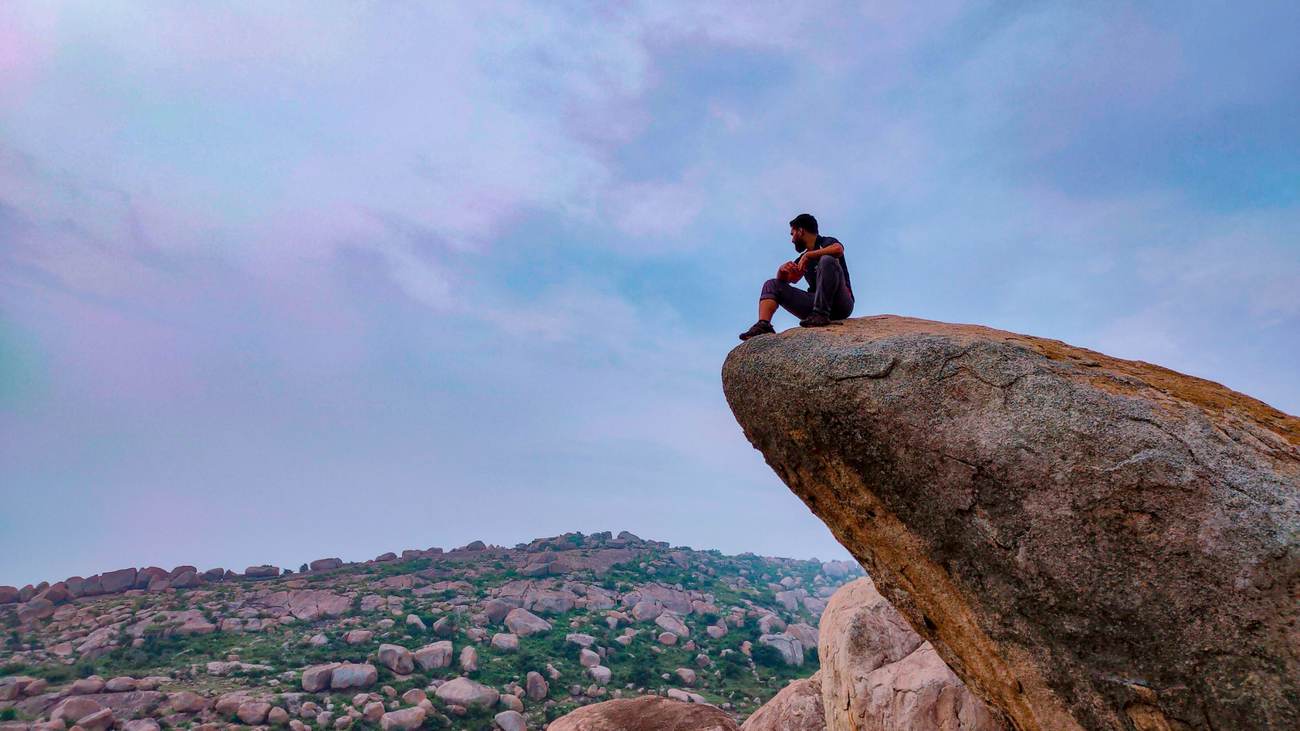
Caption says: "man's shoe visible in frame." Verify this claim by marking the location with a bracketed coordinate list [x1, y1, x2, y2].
[799, 312, 832, 328]
[739, 320, 775, 341]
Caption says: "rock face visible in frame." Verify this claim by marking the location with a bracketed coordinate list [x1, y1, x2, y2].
[723, 315, 1300, 731]
[819, 578, 1004, 731]
[549, 696, 739, 731]
[740, 672, 824, 731]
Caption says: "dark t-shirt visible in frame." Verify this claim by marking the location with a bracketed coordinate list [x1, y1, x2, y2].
[803, 235, 852, 296]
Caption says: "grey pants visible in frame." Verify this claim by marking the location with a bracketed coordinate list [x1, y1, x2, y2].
[760, 256, 854, 319]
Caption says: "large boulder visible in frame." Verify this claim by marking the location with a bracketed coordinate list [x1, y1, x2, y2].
[819, 578, 1003, 731]
[549, 696, 738, 730]
[100, 568, 138, 594]
[723, 315, 1300, 731]
[739, 672, 824, 731]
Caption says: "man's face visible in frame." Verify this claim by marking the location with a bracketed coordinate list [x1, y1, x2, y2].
[791, 227, 806, 252]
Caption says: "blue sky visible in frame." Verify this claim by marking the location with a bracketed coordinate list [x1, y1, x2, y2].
[2, 1, 1298, 587]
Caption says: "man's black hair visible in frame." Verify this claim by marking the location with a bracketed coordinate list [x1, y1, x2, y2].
[789, 213, 818, 234]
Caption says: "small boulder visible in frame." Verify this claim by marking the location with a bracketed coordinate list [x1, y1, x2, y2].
[379, 708, 425, 731]
[547, 696, 738, 731]
[168, 691, 210, 713]
[491, 633, 519, 653]
[345, 629, 373, 645]
[525, 671, 549, 701]
[503, 608, 551, 637]
[104, 677, 137, 693]
[237, 702, 272, 725]
[70, 677, 105, 695]
[494, 710, 526, 731]
[459, 645, 478, 672]
[310, 558, 343, 572]
[434, 677, 498, 708]
[78, 709, 115, 731]
[377, 644, 414, 674]
[329, 663, 378, 690]
[302, 663, 340, 693]
[413, 641, 453, 670]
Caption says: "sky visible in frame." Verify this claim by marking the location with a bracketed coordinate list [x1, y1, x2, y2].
[2, 1, 1298, 587]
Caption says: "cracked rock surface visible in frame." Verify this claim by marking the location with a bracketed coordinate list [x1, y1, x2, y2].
[722, 315, 1300, 731]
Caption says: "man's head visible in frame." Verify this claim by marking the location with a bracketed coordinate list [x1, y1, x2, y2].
[789, 213, 819, 252]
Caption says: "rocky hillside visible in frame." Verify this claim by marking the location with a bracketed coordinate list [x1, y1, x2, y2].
[1, 532, 859, 731]
[723, 315, 1300, 731]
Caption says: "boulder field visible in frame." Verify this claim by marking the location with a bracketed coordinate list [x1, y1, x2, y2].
[723, 315, 1300, 731]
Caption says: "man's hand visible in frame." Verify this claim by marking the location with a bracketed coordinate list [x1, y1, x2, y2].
[778, 261, 804, 283]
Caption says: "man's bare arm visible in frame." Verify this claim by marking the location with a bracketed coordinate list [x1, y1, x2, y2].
[798, 242, 844, 267]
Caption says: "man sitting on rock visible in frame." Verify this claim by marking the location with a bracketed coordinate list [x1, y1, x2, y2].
[740, 213, 855, 340]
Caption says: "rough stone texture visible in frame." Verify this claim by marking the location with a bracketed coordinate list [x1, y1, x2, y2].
[258, 590, 351, 622]
[526, 671, 549, 702]
[503, 607, 552, 637]
[549, 696, 739, 731]
[723, 315, 1300, 731]
[820, 578, 1003, 731]
[302, 663, 340, 693]
[237, 702, 272, 725]
[379, 708, 425, 731]
[377, 644, 414, 674]
[413, 641, 453, 670]
[329, 663, 378, 690]
[310, 558, 343, 572]
[168, 691, 210, 713]
[740, 672, 824, 731]
[434, 677, 498, 708]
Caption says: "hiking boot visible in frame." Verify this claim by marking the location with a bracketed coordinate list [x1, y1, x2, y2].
[799, 312, 832, 328]
[739, 320, 775, 341]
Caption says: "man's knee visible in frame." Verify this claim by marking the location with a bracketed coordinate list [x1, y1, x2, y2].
[761, 278, 783, 300]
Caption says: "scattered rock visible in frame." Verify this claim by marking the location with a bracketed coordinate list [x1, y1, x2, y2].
[103, 677, 137, 693]
[377, 644, 414, 674]
[413, 641, 453, 670]
[302, 663, 341, 693]
[504, 608, 552, 637]
[434, 677, 498, 708]
[345, 630, 373, 645]
[494, 710, 526, 731]
[739, 673, 824, 731]
[237, 702, 272, 725]
[379, 708, 425, 731]
[168, 691, 210, 713]
[458, 645, 478, 672]
[244, 565, 281, 578]
[758, 634, 803, 667]
[70, 677, 105, 695]
[491, 633, 519, 652]
[329, 663, 378, 690]
[548, 696, 737, 730]
[525, 671, 549, 702]
[310, 558, 343, 572]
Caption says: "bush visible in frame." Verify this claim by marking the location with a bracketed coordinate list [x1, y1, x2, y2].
[750, 643, 784, 669]
[0, 708, 18, 721]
